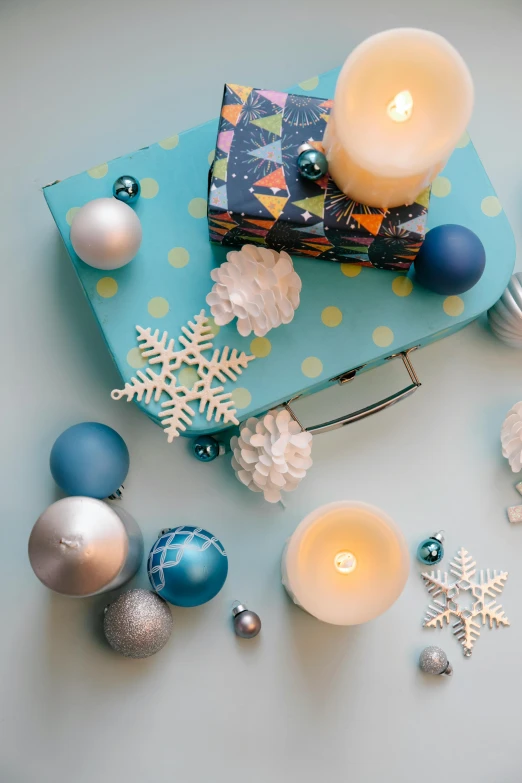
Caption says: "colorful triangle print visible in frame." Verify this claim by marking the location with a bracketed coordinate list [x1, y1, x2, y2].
[400, 216, 426, 234]
[297, 222, 325, 236]
[251, 113, 283, 136]
[253, 167, 287, 192]
[209, 185, 228, 210]
[414, 187, 430, 209]
[217, 130, 234, 155]
[244, 218, 275, 230]
[221, 104, 242, 127]
[352, 214, 384, 235]
[228, 84, 253, 103]
[247, 140, 282, 164]
[254, 193, 288, 220]
[256, 90, 288, 109]
[212, 157, 228, 182]
[292, 195, 325, 219]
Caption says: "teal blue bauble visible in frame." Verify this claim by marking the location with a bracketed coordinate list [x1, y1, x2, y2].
[192, 435, 222, 462]
[148, 526, 228, 607]
[417, 532, 444, 565]
[297, 148, 328, 181]
[112, 175, 140, 204]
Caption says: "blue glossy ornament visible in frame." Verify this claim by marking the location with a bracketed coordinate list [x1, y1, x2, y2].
[414, 224, 486, 295]
[50, 422, 129, 499]
[417, 532, 445, 566]
[297, 147, 328, 181]
[192, 435, 222, 462]
[148, 526, 228, 607]
[112, 175, 140, 204]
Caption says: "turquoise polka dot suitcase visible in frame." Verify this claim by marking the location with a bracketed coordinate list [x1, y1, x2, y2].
[43, 67, 515, 439]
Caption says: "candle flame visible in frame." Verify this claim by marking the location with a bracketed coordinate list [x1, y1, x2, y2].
[387, 90, 413, 123]
[334, 551, 357, 574]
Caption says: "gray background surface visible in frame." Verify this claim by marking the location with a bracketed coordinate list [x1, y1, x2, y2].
[1, 1, 522, 781]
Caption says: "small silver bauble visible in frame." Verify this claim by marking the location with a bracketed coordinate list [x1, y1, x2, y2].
[104, 589, 173, 658]
[488, 272, 522, 348]
[232, 602, 261, 639]
[113, 175, 141, 204]
[419, 646, 453, 676]
[70, 197, 142, 270]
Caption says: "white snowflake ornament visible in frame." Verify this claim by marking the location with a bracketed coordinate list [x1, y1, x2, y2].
[111, 310, 254, 442]
[501, 401, 522, 472]
[231, 408, 313, 503]
[422, 548, 509, 656]
[206, 244, 302, 337]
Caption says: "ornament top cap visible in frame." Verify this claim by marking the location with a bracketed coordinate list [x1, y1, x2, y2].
[232, 602, 248, 616]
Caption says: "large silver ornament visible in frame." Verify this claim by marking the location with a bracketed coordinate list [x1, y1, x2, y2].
[419, 646, 453, 676]
[488, 272, 522, 348]
[104, 589, 173, 658]
[422, 548, 509, 656]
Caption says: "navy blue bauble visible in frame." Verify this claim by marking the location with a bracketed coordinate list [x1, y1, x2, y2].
[50, 422, 129, 499]
[297, 148, 328, 181]
[112, 175, 140, 204]
[192, 435, 221, 462]
[417, 534, 444, 566]
[148, 526, 228, 607]
[414, 224, 486, 295]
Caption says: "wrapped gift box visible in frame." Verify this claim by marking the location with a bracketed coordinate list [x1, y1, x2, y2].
[208, 84, 431, 271]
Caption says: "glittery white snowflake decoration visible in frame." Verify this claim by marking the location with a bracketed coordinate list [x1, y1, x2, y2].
[422, 548, 510, 656]
[111, 310, 254, 442]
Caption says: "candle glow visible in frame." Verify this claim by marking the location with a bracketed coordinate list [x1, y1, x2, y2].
[387, 90, 414, 123]
[334, 551, 357, 574]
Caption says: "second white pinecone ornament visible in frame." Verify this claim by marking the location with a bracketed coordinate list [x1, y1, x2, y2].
[206, 245, 302, 337]
[231, 409, 313, 503]
[501, 401, 522, 472]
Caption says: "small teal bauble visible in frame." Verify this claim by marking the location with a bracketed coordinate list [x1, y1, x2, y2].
[148, 526, 228, 607]
[112, 175, 140, 204]
[414, 224, 486, 295]
[417, 531, 445, 566]
[192, 435, 222, 462]
[50, 422, 129, 499]
[297, 147, 328, 181]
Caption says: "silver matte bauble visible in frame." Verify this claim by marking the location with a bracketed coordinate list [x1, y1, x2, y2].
[70, 197, 142, 270]
[112, 175, 141, 204]
[488, 272, 522, 348]
[104, 589, 173, 658]
[28, 497, 143, 596]
[419, 646, 453, 676]
[232, 602, 261, 639]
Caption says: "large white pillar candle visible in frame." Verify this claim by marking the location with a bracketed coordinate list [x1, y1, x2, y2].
[323, 28, 474, 208]
[282, 501, 409, 625]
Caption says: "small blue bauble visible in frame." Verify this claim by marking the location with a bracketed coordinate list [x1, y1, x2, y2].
[50, 422, 129, 499]
[148, 526, 228, 607]
[112, 175, 140, 204]
[297, 148, 328, 181]
[192, 435, 221, 462]
[417, 533, 444, 566]
[414, 224, 486, 295]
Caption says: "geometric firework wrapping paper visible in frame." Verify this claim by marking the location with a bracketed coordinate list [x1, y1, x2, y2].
[208, 84, 430, 271]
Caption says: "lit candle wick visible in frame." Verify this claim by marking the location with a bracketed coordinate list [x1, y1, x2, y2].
[387, 90, 413, 123]
[334, 551, 357, 574]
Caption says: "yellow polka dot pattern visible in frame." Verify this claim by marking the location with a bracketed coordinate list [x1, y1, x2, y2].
[392, 276, 413, 297]
[372, 326, 394, 348]
[140, 178, 159, 199]
[96, 277, 118, 298]
[159, 135, 179, 150]
[431, 176, 452, 198]
[178, 366, 199, 389]
[298, 76, 319, 90]
[250, 337, 272, 358]
[87, 163, 108, 179]
[188, 198, 207, 218]
[231, 387, 252, 409]
[127, 347, 147, 369]
[481, 196, 502, 217]
[207, 317, 220, 337]
[341, 263, 362, 278]
[456, 131, 470, 148]
[302, 357, 323, 378]
[148, 297, 169, 318]
[168, 247, 190, 268]
[66, 207, 80, 226]
[443, 296, 465, 317]
[321, 306, 342, 327]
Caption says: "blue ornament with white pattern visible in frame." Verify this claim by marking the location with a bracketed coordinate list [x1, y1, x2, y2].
[147, 526, 228, 607]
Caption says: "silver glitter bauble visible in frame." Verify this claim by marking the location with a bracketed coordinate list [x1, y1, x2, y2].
[232, 602, 261, 639]
[419, 646, 453, 676]
[112, 175, 141, 204]
[104, 589, 173, 658]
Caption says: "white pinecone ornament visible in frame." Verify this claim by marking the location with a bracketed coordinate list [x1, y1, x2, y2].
[231, 409, 313, 503]
[501, 402, 522, 472]
[206, 245, 302, 337]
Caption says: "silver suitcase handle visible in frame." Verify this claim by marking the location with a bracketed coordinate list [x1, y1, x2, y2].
[284, 348, 421, 436]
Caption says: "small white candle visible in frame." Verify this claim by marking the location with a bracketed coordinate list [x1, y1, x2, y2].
[282, 501, 409, 625]
[323, 28, 474, 208]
